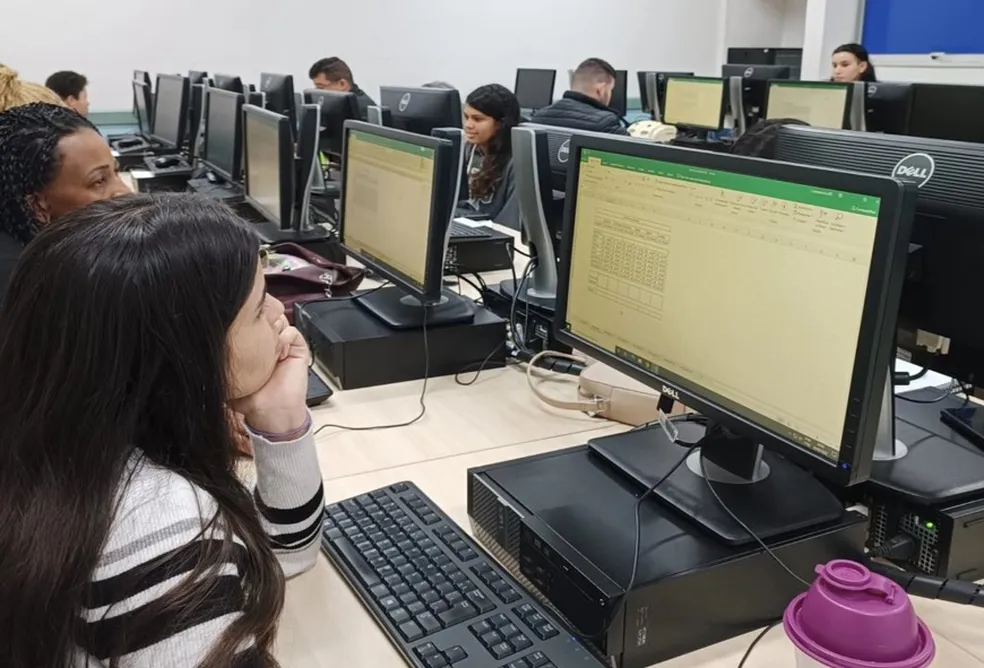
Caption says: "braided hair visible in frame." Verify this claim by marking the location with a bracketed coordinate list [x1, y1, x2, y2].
[0, 102, 97, 244]
[465, 84, 521, 202]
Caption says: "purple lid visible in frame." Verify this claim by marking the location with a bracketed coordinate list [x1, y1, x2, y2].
[783, 560, 935, 668]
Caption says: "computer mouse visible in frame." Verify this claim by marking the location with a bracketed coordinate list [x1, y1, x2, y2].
[153, 155, 181, 169]
[205, 171, 219, 184]
[117, 138, 141, 148]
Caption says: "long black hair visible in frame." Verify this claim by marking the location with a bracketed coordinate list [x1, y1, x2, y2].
[833, 43, 877, 82]
[465, 84, 521, 201]
[0, 102, 97, 244]
[0, 193, 285, 667]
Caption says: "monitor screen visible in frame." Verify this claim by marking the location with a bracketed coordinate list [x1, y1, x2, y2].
[515, 69, 556, 109]
[204, 90, 241, 179]
[563, 147, 881, 463]
[244, 113, 283, 223]
[342, 128, 436, 290]
[662, 77, 724, 129]
[908, 84, 984, 144]
[766, 82, 848, 129]
[133, 82, 151, 135]
[153, 76, 184, 146]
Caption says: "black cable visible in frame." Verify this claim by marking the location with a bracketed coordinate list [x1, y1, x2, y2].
[313, 306, 430, 434]
[509, 261, 535, 354]
[453, 273, 485, 298]
[511, 245, 531, 259]
[699, 454, 812, 589]
[894, 365, 931, 386]
[455, 340, 508, 386]
[326, 281, 390, 302]
[737, 620, 781, 668]
[580, 438, 699, 641]
[897, 380, 967, 405]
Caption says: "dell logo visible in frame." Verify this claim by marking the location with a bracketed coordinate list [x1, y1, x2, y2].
[892, 153, 935, 188]
[558, 139, 570, 163]
[867, 84, 877, 97]
[661, 385, 681, 401]
[399, 93, 411, 113]
[743, 67, 754, 78]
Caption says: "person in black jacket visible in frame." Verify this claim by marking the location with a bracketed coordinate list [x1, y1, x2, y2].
[531, 58, 627, 135]
[309, 57, 377, 122]
[0, 103, 129, 304]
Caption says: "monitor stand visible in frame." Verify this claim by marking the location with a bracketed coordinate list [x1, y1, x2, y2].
[355, 286, 476, 330]
[588, 417, 844, 546]
[870, 370, 984, 504]
[253, 222, 331, 244]
[498, 278, 555, 310]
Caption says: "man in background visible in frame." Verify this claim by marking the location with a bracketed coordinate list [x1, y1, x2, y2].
[531, 58, 626, 135]
[308, 57, 376, 121]
[45, 71, 89, 116]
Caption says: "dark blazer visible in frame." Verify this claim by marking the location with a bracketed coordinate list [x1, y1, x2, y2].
[531, 91, 628, 135]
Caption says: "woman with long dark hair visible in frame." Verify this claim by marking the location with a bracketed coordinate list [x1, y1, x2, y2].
[0, 102, 129, 302]
[831, 43, 877, 83]
[457, 83, 522, 229]
[0, 193, 324, 667]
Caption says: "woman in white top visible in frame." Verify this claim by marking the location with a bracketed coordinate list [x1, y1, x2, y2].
[0, 193, 324, 667]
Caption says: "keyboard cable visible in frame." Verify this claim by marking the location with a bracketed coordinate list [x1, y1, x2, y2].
[313, 302, 430, 435]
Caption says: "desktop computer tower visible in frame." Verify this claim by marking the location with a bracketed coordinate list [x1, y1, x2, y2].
[467, 445, 867, 668]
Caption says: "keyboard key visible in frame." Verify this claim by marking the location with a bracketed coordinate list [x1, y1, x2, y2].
[398, 620, 423, 642]
[414, 642, 438, 659]
[388, 608, 411, 625]
[429, 600, 450, 614]
[357, 494, 373, 506]
[424, 655, 448, 668]
[489, 613, 510, 628]
[481, 630, 503, 647]
[507, 660, 531, 668]
[467, 589, 496, 613]
[437, 601, 478, 627]
[400, 592, 418, 606]
[445, 591, 464, 605]
[444, 646, 467, 663]
[534, 622, 558, 639]
[469, 620, 493, 636]
[408, 602, 426, 616]
[527, 651, 550, 667]
[490, 642, 514, 660]
[490, 579, 510, 592]
[392, 583, 411, 597]
[370, 489, 386, 500]
[459, 548, 478, 561]
[526, 612, 545, 628]
[416, 612, 441, 635]
[510, 634, 533, 652]
[369, 584, 389, 599]
[379, 595, 400, 611]
[500, 588, 522, 604]
[421, 513, 440, 525]
[335, 538, 380, 587]
[325, 528, 342, 541]
[499, 623, 520, 639]
[389, 482, 408, 493]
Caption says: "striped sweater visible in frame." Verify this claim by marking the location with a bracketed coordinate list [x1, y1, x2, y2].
[74, 418, 324, 666]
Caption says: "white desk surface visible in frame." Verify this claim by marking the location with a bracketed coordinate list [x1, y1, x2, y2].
[286, 223, 983, 667]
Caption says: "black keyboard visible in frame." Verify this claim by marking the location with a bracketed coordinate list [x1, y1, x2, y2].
[322, 482, 606, 668]
[449, 222, 493, 239]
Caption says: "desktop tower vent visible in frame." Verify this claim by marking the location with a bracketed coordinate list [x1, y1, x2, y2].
[899, 511, 942, 574]
[468, 475, 521, 559]
[866, 497, 942, 575]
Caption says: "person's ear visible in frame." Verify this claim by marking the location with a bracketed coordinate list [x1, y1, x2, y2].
[27, 193, 51, 225]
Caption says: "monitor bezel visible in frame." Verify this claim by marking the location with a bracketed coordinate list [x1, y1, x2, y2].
[303, 89, 360, 157]
[150, 74, 189, 149]
[132, 80, 153, 136]
[242, 105, 294, 229]
[379, 86, 463, 134]
[662, 76, 728, 130]
[338, 120, 454, 304]
[764, 80, 853, 130]
[515, 68, 557, 110]
[203, 88, 245, 182]
[553, 133, 914, 486]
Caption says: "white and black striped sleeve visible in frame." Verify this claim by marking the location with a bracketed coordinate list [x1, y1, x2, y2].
[82, 467, 260, 666]
[248, 420, 325, 579]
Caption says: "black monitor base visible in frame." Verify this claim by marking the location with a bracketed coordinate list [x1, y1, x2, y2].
[498, 278, 556, 310]
[253, 222, 331, 244]
[355, 286, 476, 330]
[588, 421, 844, 546]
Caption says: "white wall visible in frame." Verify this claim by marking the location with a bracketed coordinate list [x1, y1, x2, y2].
[800, 0, 862, 80]
[781, 0, 807, 47]
[1, 0, 736, 112]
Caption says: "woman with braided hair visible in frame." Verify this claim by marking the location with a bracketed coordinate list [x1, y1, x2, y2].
[0, 102, 129, 302]
[457, 83, 521, 229]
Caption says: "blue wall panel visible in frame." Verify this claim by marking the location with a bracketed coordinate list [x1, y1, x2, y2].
[863, 0, 984, 55]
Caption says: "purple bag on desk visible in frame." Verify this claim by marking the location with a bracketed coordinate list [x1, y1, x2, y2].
[262, 242, 365, 323]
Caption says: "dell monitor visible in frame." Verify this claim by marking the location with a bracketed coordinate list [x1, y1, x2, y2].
[765, 81, 852, 129]
[260, 73, 297, 134]
[203, 88, 245, 182]
[515, 68, 556, 110]
[304, 89, 360, 158]
[339, 120, 473, 329]
[379, 86, 462, 136]
[908, 83, 984, 144]
[151, 74, 189, 149]
[610, 69, 628, 118]
[556, 132, 914, 543]
[243, 105, 294, 229]
[662, 76, 727, 130]
[186, 83, 206, 154]
[865, 82, 913, 135]
[132, 80, 153, 136]
[723, 64, 793, 129]
[213, 73, 245, 96]
[775, 125, 984, 503]
[188, 70, 208, 85]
